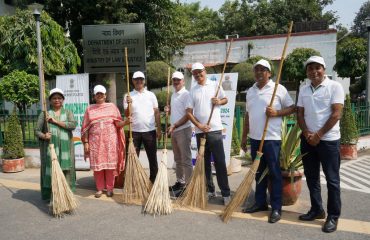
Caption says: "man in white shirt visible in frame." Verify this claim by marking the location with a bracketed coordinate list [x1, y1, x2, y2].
[186, 62, 231, 205]
[297, 56, 344, 233]
[124, 71, 161, 183]
[241, 59, 295, 223]
[166, 71, 192, 197]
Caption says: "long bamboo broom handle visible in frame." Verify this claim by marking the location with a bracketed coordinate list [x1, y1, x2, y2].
[164, 67, 171, 150]
[258, 21, 293, 153]
[39, 52, 50, 134]
[206, 38, 233, 126]
[124, 47, 133, 140]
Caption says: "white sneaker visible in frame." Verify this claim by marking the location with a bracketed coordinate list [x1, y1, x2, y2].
[207, 191, 217, 199]
[223, 196, 231, 206]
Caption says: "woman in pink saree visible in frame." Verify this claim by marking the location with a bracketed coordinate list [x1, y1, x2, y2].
[81, 85, 130, 198]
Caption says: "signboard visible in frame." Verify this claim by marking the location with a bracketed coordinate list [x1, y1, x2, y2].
[56, 73, 90, 169]
[190, 73, 238, 167]
[82, 23, 146, 73]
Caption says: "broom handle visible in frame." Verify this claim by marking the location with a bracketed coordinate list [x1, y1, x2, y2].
[124, 47, 133, 140]
[164, 67, 171, 149]
[38, 49, 50, 135]
[206, 38, 233, 126]
[258, 21, 293, 153]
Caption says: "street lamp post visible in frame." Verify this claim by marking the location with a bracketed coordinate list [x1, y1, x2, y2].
[28, 3, 45, 110]
[366, 16, 370, 104]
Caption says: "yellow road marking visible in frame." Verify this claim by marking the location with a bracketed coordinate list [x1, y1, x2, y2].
[1, 178, 369, 235]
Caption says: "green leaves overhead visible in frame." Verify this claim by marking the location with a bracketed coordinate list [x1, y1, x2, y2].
[42, 0, 335, 62]
[0, 9, 81, 78]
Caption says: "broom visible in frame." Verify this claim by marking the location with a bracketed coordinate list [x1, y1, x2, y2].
[221, 21, 293, 223]
[143, 67, 173, 215]
[122, 47, 151, 204]
[177, 39, 233, 209]
[39, 61, 78, 217]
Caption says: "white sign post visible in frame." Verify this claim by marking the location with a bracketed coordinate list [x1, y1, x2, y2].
[190, 73, 238, 167]
[56, 73, 90, 169]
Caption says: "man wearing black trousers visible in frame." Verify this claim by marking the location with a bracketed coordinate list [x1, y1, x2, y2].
[297, 56, 344, 233]
[186, 62, 231, 206]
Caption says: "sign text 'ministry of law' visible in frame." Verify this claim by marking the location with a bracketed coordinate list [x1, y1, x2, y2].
[82, 23, 146, 73]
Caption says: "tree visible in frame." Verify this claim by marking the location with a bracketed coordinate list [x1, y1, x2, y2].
[44, 0, 194, 62]
[349, 75, 366, 97]
[0, 70, 40, 140]
[179, 2, 222, 41]
[219, 0, 337, 37]
[0, 70, 40, 113]
[231, 62, 254, 92]
[352, 1, 370, 37]
[0, 9, 80, 78]
[334, 37, 367, 85]
[146, 61, 174, 89]
[282, 48, 321, 101]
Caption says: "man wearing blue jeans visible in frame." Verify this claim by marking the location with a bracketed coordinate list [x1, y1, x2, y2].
[297, 56, 344, 233]
[241, 59, 295, 223]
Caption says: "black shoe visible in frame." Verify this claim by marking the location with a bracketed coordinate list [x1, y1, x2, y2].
[169, 182, 185, 192]
[174, 187, 186, 198]
[299, 210, 326, 221]
[268, 209, 281, 223]
[242, 204, 268, 213]
[322, 217, 338, 233]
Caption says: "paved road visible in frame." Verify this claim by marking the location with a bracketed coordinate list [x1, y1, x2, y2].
[1, 151, 370, 240]
[303, 153, 370, 194]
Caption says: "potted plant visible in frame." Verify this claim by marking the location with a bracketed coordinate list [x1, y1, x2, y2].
[340, 95, 359, 160]
[2, 109, 25, 173]
[279, 117, 305, 206]
[262, 117, 305, 205]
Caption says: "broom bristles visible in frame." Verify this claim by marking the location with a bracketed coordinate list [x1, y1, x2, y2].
[221, 153, 262, 223]
[122, 139, 151, 204]
[143, 149, 173, 215]
[50, 144, 79, 217]
[177, 138, 207, 209]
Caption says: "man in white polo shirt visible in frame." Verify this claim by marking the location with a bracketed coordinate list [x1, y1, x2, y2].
[166, 71, 192, 197]
[124, 71, 161, 183]
[186, 62, 231, 205]
[241, 59, 295, 223]
[297, 56, 344, 233]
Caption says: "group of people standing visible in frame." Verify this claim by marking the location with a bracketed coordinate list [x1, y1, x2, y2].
[36, 55, 344, 233]
[241, 56, 344, 233]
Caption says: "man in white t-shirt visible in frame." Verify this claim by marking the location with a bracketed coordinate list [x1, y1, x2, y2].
[186, 62, 231, 206]
[124, 71, 161, 183]
[297, 56, 344, 233]
[165, 71, 192, 197]
[241, 59, 295, 223]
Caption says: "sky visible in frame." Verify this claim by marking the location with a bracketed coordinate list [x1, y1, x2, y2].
[181, 0, 368, 29]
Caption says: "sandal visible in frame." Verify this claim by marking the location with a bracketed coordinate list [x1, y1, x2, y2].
[95, 191, 103, 198]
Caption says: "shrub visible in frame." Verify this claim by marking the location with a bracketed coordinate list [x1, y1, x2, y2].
[155, 91, 172, 111]
[2, 110, 24, 159]
[340, 95, 359, 144]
